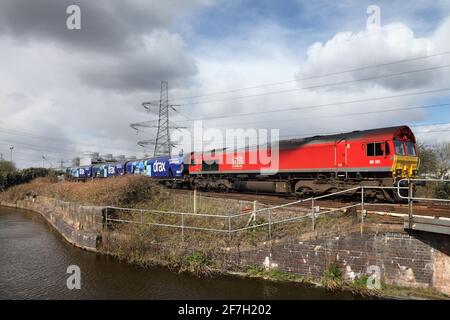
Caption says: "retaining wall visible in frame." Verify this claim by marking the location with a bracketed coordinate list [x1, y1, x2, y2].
[223, 230, 450, 294]
[0, 196, 103, 252]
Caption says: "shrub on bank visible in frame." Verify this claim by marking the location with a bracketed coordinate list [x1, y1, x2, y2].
[0, 175, 165, 207]
[433, 182, 450, 199]
[0, 168, 52, 192]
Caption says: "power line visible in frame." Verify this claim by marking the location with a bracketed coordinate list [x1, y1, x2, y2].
[161, 51, 450, 103]
[0, 140, 77, 156]
[0, 127, 141, 153]
[2, 123, 448, 160]
[186, 102, 450, 128]
[170, 122, 450, 150]
[173, 87, 450, 124]
[175, 64, 450, 107]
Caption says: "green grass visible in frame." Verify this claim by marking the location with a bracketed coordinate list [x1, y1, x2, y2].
[179, 250, 215, 277]
[380, 282, 449, 300]
[246, 265, 310, 283]
[352, 275, 370, 288]
[321, 263, 344, 288]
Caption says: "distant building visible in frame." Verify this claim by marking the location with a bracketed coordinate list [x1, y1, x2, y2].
[74, 152, 135, 167]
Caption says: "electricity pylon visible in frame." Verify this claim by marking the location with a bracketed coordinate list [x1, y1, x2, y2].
[130, 81, 183, 157]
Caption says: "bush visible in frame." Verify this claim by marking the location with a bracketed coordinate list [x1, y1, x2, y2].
[180, 251, 214, 277]
[323, 263, 342, 280]
[0, 160, 16, 175]
[433, 182, 450, 199]
[0, 168, 52, 191]
[353, 275, 369, 288]
[322, 263, 343, 289]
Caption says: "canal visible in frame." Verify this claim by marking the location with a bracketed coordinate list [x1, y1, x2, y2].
[0, 206, 362, 299]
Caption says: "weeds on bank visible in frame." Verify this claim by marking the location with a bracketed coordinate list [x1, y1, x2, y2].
[380, 283, 449, 300]
[321, 263, 344, 289]
[179, 251, 215, 277]
[246, 265, 311, 283]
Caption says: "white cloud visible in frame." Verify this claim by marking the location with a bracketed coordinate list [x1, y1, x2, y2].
[298, 22, 447, 91]
[172, 16, 450, 153]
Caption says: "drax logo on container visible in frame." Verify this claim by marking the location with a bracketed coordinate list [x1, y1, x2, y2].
[153, 160, 166, 173]
[172, 121, 280, 174]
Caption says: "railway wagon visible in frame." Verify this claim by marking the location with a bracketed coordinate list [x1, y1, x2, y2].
[68, 155, 184, 180]
[143, 156, 184, 178]
[125, 160, 146, 175]
[68, 166, 92, 179]
[187, 126, 419, 200]
[124, 156, 184, 178]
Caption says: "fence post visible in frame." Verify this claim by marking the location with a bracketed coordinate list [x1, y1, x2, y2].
[104, 207, 108, 230]
[246, 200, 258, 227]
[408, 180, 413, 229]
[268, 209, 272, 240]
[361, 186, 365, 224]
[181, 212, 185, 242]
[228, 215, 232, 241]
[311, 198, 315, 231]
[193, 189, 197, 214]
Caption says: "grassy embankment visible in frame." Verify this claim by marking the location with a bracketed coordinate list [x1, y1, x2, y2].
[1, 176, 447, 299]
[0, 175, 372, 259]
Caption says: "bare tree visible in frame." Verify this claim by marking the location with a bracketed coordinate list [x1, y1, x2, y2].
[0, 160, 16, 175]
[434, 142, 450, 179]
[417, 143, 437, 176]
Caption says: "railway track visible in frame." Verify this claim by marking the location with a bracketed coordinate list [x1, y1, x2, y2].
[169, 188, 450, 219]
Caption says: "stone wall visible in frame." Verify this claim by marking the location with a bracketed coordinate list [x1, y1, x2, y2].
[0, 196, 103, 252]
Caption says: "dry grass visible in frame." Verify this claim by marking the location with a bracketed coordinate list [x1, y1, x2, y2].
[0, 176, 378, 248]
[0, 175, 168, 207]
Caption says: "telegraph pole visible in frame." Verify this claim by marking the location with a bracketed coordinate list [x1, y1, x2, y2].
[9, 146, 14, 162]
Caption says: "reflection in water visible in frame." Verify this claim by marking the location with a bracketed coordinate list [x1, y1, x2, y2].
[0, 206, 361, 300]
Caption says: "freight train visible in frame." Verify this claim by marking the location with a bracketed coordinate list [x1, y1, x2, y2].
[67, 125, 420, 201]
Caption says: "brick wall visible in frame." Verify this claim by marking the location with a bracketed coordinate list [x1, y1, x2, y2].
[223, 231, 450, 294]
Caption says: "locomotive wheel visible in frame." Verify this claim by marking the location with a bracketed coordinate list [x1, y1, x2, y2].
[295, 187, 314, 198]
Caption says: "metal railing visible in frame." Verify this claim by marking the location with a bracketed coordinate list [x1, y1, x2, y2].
[103, 180, 449, 241]
[396, 178, 450, 229]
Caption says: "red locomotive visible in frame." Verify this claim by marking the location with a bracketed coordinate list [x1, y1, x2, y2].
[186, 126, 419, 201]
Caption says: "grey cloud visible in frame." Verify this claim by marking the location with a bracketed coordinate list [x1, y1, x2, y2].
[0, 0, 208, 54]
[0, 0, 209, 93]
[79, 33, 198, 92]
[81, 61, 197, 93]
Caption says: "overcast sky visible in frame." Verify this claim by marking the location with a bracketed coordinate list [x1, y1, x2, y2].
[0, 0, 450, 168]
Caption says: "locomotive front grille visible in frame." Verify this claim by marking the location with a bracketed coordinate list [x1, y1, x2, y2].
[392, 155, 419, 178]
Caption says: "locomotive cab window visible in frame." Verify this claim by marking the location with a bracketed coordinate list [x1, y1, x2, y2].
[405, 141, 416, 156]
[394, 140, 406, 156]
[366, 142, 384, 156]
[384, 142, 390, 155]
